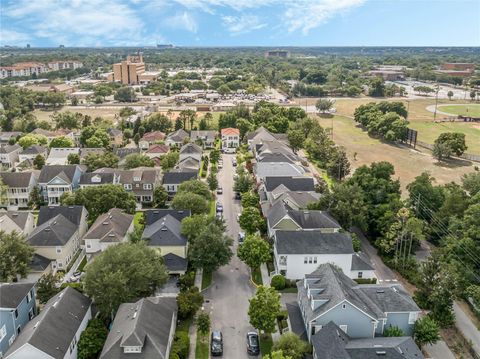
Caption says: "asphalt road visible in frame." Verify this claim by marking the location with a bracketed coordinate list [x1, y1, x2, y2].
[202, 154, 257, 359]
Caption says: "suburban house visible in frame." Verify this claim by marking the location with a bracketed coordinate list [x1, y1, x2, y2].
[28, 213, 82, 273]
[221, 127, 240, 153]
[177, 157, 200, 172]
[18, 145, 48, 164]
[0, 283, 36, 357]
[273, 230, 374, 280]
[113, 148, 140, 166]
[0, 172, 37, 208]
[0, 210, 36, 236]
[267, 201, 341, 237]
[84, 208, 134, 254]
[142, 214, 188, 274]
[38, 165, 85, 205]
[45, 148, 80, 166]
[262, 191, 321, 216]
[255, 140, 297, 161]
[254, 162, 307, 182]
[190, 130, 216, 148]
[0, 132, 22, 148]
[38, 205, 89, 238]
[5, 287, 92, 359]
[179, 143, 202, 163]
[24, 253, 53, 283]
[144, 209, 191, 226]
[290, 264, 420, 342]
[100, 297, 177, 359]
[162, 171, 197, 196]
[0, 144, 21, 169]
[310, 321, 424, 359]
[246, 126, 277, 149]
[106, 128, 123, 147]
[79, 171, 120, 188]
[165, 129, 189, 147]
[79, 148, 105, 161]
[145, 144, 170, 159]
[263, 176, 315, 194]
[139, 131, 166, 150]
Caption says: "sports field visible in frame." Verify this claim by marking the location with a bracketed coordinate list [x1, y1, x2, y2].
[438, 104, 480, 117]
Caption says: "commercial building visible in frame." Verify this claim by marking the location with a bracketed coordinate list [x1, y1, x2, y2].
[265, 50, 290, 58]
[110, 55, 159, 85]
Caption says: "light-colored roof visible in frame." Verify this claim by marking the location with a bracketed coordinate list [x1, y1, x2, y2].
[221, 127, 240, 136]
[84, 208, 134, 243]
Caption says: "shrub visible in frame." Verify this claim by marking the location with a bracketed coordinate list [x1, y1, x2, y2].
[353, 278, 377, 284]
[171, 331, 190, 359]
[271, 275, 286, 290]
[276, 310, 288, 321]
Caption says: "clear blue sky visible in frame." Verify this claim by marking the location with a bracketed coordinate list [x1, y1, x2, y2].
[1, 0, 479, 47]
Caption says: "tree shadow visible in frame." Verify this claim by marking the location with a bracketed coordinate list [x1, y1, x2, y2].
[433, 157, 473, 168]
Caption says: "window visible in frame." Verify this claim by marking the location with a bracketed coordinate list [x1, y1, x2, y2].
[28, 308, 34, 320]
[313, 257, 317, 264]
[339, 325, 348, 333]
[408, 312, 419, 324]
[86, 244, 91, 248]
[27, 291, 32, 303]
[124, 346, 142, 353]
[308, 257, 313, 264]
[342, 303, 347, 309]
[304, 257, 308, 264]
[124, 184, 132, 190]
[58, 262, 63, 268]
[8, 335, 15, 346]
[16, 326, 21, 335]
[279, 256, 287, 266]
[358, 272, 363, 278]
[0, 325, 6, 342]
[56, 247, 62, 253]
[143, 184, 152, 190]
[14, 309, 18, 318]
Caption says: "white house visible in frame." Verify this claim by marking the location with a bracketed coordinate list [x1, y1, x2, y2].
[46, 148, 80, 166]
[0, 210, 36, 236]
[0, 144, 21, 169]
[221, 127, 240, 153]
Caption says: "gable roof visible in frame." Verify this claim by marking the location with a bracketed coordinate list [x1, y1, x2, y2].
[30, 253, 52, 272]
[107, 128, 123, 137]
[190, 130, 216, 141]
[163, 253, 188, 272]
[221, 127, 239, 136]
[351, 253, 374, 271]
[0, 210, 31, 230]
[20, 145, 47, 155]
[38, 205, 85, 226]
[146, 144, 170, 154]
[0, 144, 21, 154]
[166, 129, 189, 142]
[0, 282, 35, 309]
[100, 297, 177, 359]
[79, 172, 116, 185]
[272, 191, 321, 210]
[246, 126, 276, 141]
[47, 147, 79, 158]
[145, 209, 191, 225]
[113, 147, 141, 159]
[179, 142, 202, 155]
[257, 152, 296, 164]
[28, 214, 78, 246]
[141, 130, 166, 142]
[84, 208, 134, 243]
[311, 321, 350, 359]
[0, 171, 34, 187]
[38, 165, 81, 183]
[275, 231, 353, 255]
[163, 170, 197, 184]
[255, 162, 306, 179]
[5, 287, 91, 359]
[142, 214, 187, 247]
[264, 176, 315, 192]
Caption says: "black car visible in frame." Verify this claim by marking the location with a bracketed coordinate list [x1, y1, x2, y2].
[235, 192, 242, 200]
[246, 332, 260, 356]
[211, 331, 223, 356]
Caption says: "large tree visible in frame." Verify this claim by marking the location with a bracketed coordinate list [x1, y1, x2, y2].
[49, 136, 73, 148]
[315, 98, 335, 114]
[413, 316, 440, 347]
[160, 152, 179, 171]
[0, 231, 34, 282]
[78, 318, 108, 359]
[434, 132, 467, 157]
[177, 179, 211, 200]
[239, 207, 264, 235]
[60, 184, 136, 223]
[248, 286, 281, 334]
[124, 153, 155, 169]
[172, 192, 209, 215]
[36, 273, 60, 304]
[237, 235, 271, 270]
[81, 152, 119, 171]
[84, 242, 168, 319]
[271, 333, 310, 359]
[153, 186, 168, 208]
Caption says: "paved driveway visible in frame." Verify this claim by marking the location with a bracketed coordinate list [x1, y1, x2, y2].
[202, 154, 257, 359]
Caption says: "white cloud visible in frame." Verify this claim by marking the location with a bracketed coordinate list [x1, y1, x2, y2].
[0, 29, 30, 45]
[166, 11, 198, 33]
[222, 14, 267, 35]
[283, 0, 366, 34]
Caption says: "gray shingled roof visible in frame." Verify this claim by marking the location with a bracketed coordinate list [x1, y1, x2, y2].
[0, 171, 33, 187]
[264, 176, 315, 192]
[257, 152, 295, 163]
[38, 205, 85, 226]
[0, 210, 31, 229]
[275, 231, 354, 255]
[255, 162, 306, 179]
[79, 172, 116, 185]
[0, 144, 21, 154]
[179, 142, 202, 155]
[100, 297, 177, 359]
[358, 285, 420, 313]
[0, 282, 35, 309]
[84, 208, 134, 243]
[20, 145, 47, 155]
[143, 214, 187, 247]
[5, 287, 92, 359]
[190, 130, 215, 142]
[351, 253, 374, 271]
[30, 253, 52, 272]
[272, 191, 321, 210]
[311, 321, 350, 359]
[29, 214, 77, 246]
[163, 170, 197, 184]
[167, 129, 189, 142]
[38, 165, 79, 183]
[145, 209, 191, 225]
[163, 253, 188, 272]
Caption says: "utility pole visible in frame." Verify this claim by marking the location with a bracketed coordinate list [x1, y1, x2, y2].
[433, 83, 440, 122]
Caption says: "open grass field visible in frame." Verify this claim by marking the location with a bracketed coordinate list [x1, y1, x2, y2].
[438, 104, 480, 117]
[33, 106, 121, 123]
[317, 115, 477, 195]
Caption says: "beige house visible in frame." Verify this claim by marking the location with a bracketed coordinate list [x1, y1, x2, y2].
[0, 210, 36, 236]
[0, 171, 38, 208]
[28, 214, 81, 272]
[0, 144, 21, 168]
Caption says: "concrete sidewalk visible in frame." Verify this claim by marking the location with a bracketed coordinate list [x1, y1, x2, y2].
[453, 302, 480, 356]
[260, 263, 270, 287]
[424, 341, 456, 359]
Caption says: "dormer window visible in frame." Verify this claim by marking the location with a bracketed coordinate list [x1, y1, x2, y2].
[91, 175, 101, 183]
[124, 346, 142, 353]
[133, 176, 141, 182]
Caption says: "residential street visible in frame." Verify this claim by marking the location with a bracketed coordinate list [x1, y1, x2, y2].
[202, 154, 257, 359]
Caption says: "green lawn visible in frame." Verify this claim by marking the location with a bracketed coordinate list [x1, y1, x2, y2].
[252, 267, 263, 286]
[201, 270, 213, 290]
[77, 256, 88, 272]
[134, 212, 144, 229]
[195, 333, 210, 359]
[209, 200, 216, 216]
[259, 333, 273, 356]
[439, 104, 480, 117]
[177, 316, 193, 332]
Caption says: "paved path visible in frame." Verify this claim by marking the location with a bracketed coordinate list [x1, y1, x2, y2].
[453, 302, 480, 355]
[202, 154, 256, 359]
[260, 263, 270, 287]
[424, 341, 456, 359]
[61, 249, 85, 284]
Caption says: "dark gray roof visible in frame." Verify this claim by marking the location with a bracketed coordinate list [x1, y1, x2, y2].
[190, 130, 216, 141]
[0, 282, 35, 309]
[79, 172, 116, 185]
[143, 214, 187, 247]
[359, 285, 420, 313]
[264, 176, 315, 192]
[113, 147, 140, 159]
[0, 144, 21, 154]
[167, 129, 189, 142]
[275, 231, 353, 255]
[145, 209, 191, 225]
[246, 126, 276, 141]
[0, 210, 31, 229]
[163, 170, 197, 184]
[286, 302, 307, 341]
[30, 253, 52, 272]
[163, 253, 188, 272]
[273, 191, 321, 210]
[84, 208, 134, 243]
[107, 128, 123, 137]
[5, 287, 92, 359]
[100, 297, 177, 359]
[29, 214, 78, 246]
[351, 253, 374, 271]
[180, 142, 202, 155]
[0, 171, 33, 187]
[20, 145, 47, 155]
[311, 322, 424, 359]
[38, 205, 85, 226]
[257, 152, 295, 163]
[38, 165, 80, 183]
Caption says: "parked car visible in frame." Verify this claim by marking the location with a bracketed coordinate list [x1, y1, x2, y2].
[237, 213, 241, 222]
[246, 332, 260, 355]
[232, 159, 237, 166]
[68, 271, 83, 283]
[238, 232, 245, 243]
[211, 331, 223, 356]
[235, 192, 242, 200]
[216, 202, 223, 212]
[218, 163, 223, 169]
[217, 187, 223, 194]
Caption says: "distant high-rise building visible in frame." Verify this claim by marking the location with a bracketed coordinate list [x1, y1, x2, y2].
[26, 44, 30, 48]
[265, 50, 290, 59]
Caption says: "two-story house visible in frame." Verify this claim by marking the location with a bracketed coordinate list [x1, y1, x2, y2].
[5, 287, 92, 359]
[0, 145, 21, 169]
[38, 165, 85, 205]
[0, 172, 37, 209]
[79, 172, 120, 189]
[99, 297, 177, 359]
[190, 130, 216, 148]
[0, 283, 36, 357]
[18, 146, 48, 164]
[0, 133, 21, 148]
[45, 148, 80, 166]
[84, 208, 134, 254]
[162, 171, 197, 197]
[220, 127, 240, 153]
[165, 129, 189, 147]
[139, 131, 166, 150]
[0, 211, 36, 236]
[38, 205, 89, 238]
[292, 264, 421, 342]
